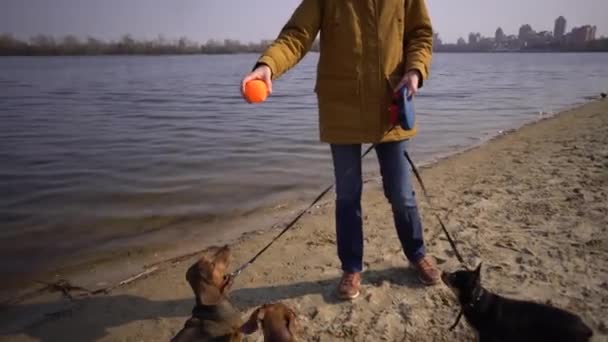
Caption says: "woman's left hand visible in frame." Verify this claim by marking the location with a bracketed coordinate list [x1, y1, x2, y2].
[394, 69, 421, 97]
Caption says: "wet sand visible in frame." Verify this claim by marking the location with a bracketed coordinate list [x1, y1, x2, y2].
[1, 99, 607, 341]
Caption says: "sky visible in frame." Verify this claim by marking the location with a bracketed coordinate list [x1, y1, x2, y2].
[1, 0, 606, 44]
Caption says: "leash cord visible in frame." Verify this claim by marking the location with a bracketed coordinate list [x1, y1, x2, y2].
[449, 310, 463, 331]
[228, 143, 378, 279]
[402, 151, 466, 265]
[403, 150, 468, 330]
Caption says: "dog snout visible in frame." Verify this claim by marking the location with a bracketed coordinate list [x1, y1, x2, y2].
[213, 245, 232, 266]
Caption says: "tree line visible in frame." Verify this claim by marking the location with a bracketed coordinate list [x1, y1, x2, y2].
[0, 34, 321, 56]
[3, 33, 605, 56]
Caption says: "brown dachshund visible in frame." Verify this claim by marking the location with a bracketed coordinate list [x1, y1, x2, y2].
[240, 302, 299, 342]
[171, 245, 244, 342]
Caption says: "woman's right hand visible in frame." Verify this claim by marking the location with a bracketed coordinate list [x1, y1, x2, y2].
[241, 65, 273, 98]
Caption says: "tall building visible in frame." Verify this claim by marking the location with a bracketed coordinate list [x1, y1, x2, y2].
[519, 24, 534, 41]
[570, 25, 595, 44]
[554, 16, 567, 40]
[495, 27, 505, 43]
[468, 32, 481, 45]
[433, 32, 443, 46]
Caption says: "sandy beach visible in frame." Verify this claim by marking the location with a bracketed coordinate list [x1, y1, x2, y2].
[1, 99, 607, 341]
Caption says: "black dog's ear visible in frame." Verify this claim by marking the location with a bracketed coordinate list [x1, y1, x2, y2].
[474, 263, 482, 278]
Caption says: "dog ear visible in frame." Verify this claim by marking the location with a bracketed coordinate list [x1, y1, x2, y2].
[286, 307, 298, 336]
[474, 262, 482, 278]
[240, 307, 264, 335]
[220, 274, 234, 294]
[185, 262, 202, 296]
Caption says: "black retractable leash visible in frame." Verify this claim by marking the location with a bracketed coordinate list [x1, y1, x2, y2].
[403, 144, 468, 330]
[227, 143, 379, 280]
[402, 151, 465, 265]
[226, 85, 470, 329]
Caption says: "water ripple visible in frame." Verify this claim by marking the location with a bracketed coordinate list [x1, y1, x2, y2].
[0, 53, 607, 278]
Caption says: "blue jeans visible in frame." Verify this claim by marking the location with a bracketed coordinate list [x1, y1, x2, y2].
[330, 139, 426, 273]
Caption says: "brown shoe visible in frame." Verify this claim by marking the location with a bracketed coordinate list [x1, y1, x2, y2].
[413, 256, 441, 286]
[337, 272, 361, 300]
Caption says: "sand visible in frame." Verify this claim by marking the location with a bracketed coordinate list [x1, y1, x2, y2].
[1, 99, 607, 341]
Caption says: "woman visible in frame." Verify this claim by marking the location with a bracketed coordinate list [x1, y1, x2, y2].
[241, 0, 439, 300]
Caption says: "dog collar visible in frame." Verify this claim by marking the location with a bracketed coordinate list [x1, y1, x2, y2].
[449, 288, 486, 331]
[191, 304, 223, 321]
[468, 288, 485, 309]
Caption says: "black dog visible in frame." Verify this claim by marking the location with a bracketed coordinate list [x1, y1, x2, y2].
[441, 264, 593, 342]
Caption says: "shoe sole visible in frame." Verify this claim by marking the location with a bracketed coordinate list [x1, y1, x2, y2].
[337, 290, 360, 300]
[418, 274, 441, 286]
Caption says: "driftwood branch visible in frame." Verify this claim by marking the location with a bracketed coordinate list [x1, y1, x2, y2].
[35, 279, 93, 301]
[3, 242, 213, 306]
[3, 266, 160, 305]
[92, 266, 160, 294]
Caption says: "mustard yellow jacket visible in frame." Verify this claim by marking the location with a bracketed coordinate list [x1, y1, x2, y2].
[257, 0, 434, 144]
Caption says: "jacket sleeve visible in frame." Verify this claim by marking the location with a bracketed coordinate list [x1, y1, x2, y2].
[255, 0, 322, 79]
[403, 0, 433, 84]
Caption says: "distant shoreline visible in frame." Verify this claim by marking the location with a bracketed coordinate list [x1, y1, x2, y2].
[2, 33, 607, 56]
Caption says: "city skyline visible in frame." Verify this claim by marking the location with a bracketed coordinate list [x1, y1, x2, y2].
[438, 17, 602, 46]
[434, 15, 602, 50]
[1, 0, 607, 45]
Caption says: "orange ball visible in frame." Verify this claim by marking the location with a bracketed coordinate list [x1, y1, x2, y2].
[243, 80, 269, 103]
